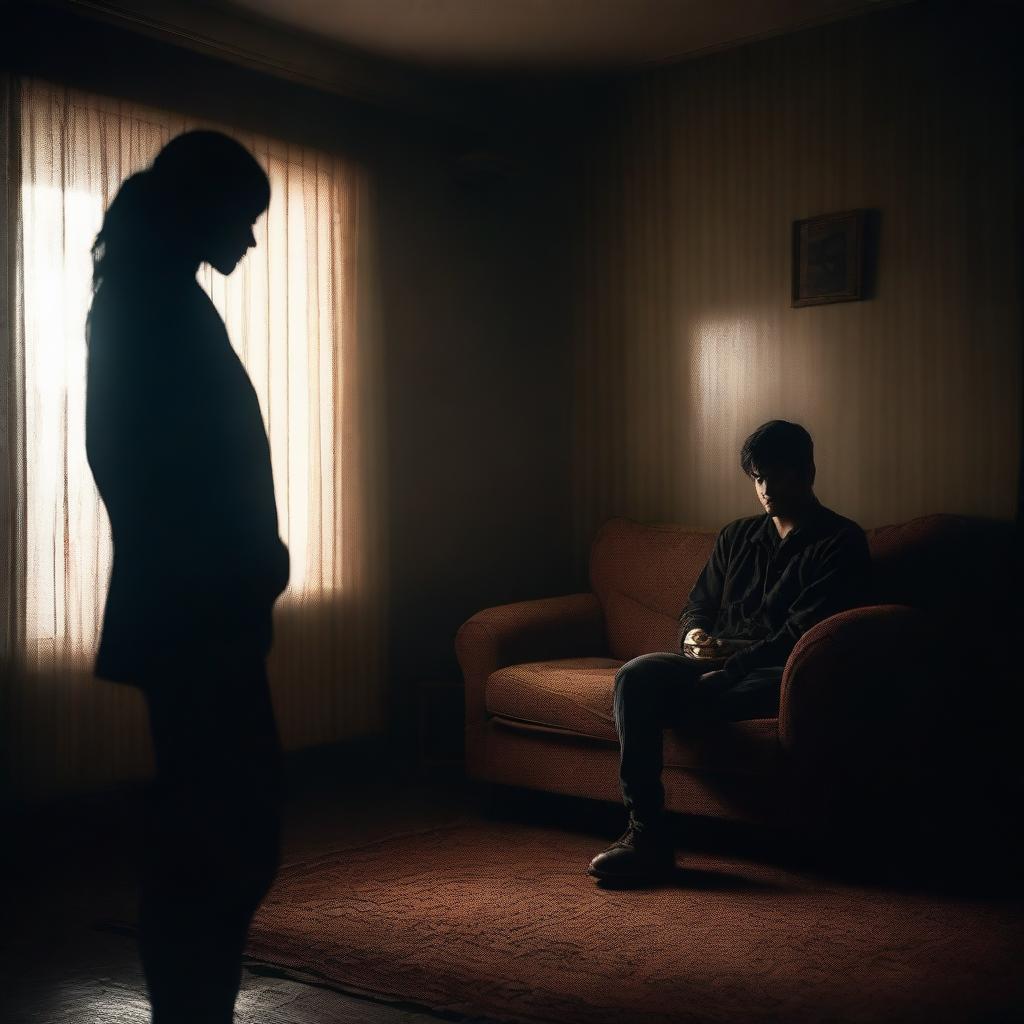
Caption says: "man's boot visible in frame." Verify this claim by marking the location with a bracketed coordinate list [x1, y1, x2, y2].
[586, 811, 675, 881]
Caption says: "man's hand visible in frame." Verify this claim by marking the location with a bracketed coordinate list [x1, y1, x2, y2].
[684, 627, 715, 651]
[684, 628, 724, 660]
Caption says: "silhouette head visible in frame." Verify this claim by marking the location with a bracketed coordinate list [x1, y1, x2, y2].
[91, 130, 271, 290]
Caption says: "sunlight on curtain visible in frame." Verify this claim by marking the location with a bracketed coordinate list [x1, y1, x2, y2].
[21, 183, 104, 663]
[20, 89, 344, 661]
[2, 76, 388, 797]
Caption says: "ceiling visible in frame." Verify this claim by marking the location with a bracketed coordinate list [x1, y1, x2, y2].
[222, 0, 896, 72]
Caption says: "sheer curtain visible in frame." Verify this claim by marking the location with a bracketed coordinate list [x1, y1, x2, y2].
[1, 75, 389, 798]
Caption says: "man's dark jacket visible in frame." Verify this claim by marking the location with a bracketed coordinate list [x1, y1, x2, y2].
[677, 500, 871, 683]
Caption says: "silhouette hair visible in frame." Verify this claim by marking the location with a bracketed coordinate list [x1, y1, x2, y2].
[739, 420, 815, 480]
[90, 130, 270, 292]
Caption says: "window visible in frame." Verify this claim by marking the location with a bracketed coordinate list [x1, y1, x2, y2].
[15, 78, 359, 664]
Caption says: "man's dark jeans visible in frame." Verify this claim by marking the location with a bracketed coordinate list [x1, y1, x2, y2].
[613, 652, 784, 822]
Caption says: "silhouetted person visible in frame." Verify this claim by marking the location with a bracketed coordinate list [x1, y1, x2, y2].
[587, 420, 871, 883]
[85, 131, 290, 1023]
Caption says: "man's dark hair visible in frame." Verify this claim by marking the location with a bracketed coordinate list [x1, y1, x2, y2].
[739, 420, 815, 480]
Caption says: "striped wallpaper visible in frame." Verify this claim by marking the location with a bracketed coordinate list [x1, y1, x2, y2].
[567, 1, 1020, 577]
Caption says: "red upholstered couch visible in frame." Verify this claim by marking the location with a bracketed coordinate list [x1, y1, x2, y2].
[455, 513, 1019, 833]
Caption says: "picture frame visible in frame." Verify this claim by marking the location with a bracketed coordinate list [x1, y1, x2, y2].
[791, 209, 866, 307]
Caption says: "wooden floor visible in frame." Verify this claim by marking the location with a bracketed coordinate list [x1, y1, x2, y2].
[4, 741, 497, 1024]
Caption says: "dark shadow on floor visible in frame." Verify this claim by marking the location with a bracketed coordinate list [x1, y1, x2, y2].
[476, 777, 1024, 899]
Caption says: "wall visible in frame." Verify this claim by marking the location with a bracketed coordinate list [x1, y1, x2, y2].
[376, 91, 579, 740]
[567, 0, 1021, 578]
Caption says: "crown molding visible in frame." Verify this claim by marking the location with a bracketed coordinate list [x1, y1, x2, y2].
[22, 0, 482, 126]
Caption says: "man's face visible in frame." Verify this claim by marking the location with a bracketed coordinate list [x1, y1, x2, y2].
[750, 462, 809, 517]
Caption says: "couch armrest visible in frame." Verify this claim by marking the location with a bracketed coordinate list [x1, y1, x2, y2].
[778, 604, 943, 799]
[455, 593, 607, 774]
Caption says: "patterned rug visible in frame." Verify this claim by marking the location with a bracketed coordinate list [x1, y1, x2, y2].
[245, 817, 1024, 1024]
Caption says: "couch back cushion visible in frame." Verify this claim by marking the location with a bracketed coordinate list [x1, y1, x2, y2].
[590, 513, 1017, 662]
[865, 513, 1015, 614]
[589, 518, 715, 661]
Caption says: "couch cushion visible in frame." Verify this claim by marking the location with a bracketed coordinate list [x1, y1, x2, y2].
[485, 658, 780, 775]
[486, 658, 620, 737]
[589, 518, 715, 661]
[603, 589, 681, 661]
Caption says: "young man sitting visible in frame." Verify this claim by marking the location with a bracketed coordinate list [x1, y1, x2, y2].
[587, 419, 872, 882]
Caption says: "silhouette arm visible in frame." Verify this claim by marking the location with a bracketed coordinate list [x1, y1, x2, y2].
[87, 288, 288, 606]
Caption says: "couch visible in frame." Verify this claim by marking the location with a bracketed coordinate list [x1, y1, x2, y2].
[455, 513, 1019, 834]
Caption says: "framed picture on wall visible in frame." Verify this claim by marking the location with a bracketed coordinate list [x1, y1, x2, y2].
[791, 209, 866, 307]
